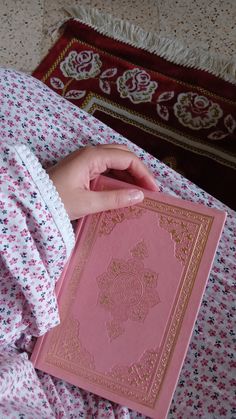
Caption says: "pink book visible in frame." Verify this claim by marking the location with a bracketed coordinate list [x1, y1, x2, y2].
[31, 175, 226, 418]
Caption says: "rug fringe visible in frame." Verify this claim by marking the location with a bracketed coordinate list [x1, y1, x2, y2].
[65, 5, 236, 85]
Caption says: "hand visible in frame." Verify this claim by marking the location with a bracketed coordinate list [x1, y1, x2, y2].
[47, 144, 159, 220]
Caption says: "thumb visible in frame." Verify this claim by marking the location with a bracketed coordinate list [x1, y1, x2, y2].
[77, 189, 144, 218]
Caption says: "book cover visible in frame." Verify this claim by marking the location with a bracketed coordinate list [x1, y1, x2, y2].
[31, 175, 226, 418]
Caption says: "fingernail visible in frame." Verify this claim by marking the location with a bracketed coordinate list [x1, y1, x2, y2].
[128, 189, 144, 202]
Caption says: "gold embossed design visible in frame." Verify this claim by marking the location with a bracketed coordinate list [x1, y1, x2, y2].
[158, 215, 199, 264]
[106, 320, 125, 342]
[130, 240, 148, 259]
[107, 348, 159, 393]
[99, 206, 144, 236]
[45, 197, 214, 408]
[97, 258, 160, 341]
[52, 318, 95, 368]
[97, 259, 160, 338]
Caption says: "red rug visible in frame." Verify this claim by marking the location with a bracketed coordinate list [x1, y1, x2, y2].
[33, 17, 236, 209]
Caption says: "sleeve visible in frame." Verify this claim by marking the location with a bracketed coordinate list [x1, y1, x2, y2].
[0, 143, 75, 348]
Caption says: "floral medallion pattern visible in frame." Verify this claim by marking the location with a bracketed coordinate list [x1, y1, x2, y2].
[97, 257, 160, 341]
[60, 50, 102, 80]
[173, 92, 223, 130]
[107, 348, 159, 393]
[116, 68, 158, 103]
[98, 206, 144, 236]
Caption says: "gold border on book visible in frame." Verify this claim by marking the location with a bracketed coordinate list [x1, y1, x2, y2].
[45, 198, 213, 408]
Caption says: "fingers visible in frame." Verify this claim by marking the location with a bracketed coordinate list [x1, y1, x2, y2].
[96, 143, 129, 152]
[105, 169, 138, 185]
[88, 147, 158, 192]
[73, 189, 144, 219]
[48, 143, 158, 221]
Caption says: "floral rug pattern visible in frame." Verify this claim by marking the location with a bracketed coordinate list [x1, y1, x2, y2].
[33, 19, 236, 208]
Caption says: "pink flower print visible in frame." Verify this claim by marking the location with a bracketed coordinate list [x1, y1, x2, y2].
[8, 235, 16, 242]
[8, 158, 17, 166]
[1, 287, 8, 295]
[218, 382, 226, 390]
[1, 218, 8, 225]
[219, 372, 226, 379]
[8, 185, 16, 192]
[47, 245, 54, 251]
[35, 144, 43, 153]
[39, 296, 46, 303]
[219, 407, 227, 416]
[229, 378, 236, 386]
[219, 330, 227, 339]
[213, 284, 221, 292]
[219, 302, 227, 310]
[0, 167, 8, 174]
[210, 306, 218, 314]
[15, 321, 23, 330]
[20, 229, 28, 237]
[28, 259, 36, 266]
[22, 181, 31, 189]
[5, 327, 12, 333]
[207, 404, 216, 413]
[200, 374, 209, 382]
[7, 255, 17, 264]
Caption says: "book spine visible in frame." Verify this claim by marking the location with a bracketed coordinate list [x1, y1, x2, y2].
[31, 176, 101, 367]
[51, 175, 101, 304]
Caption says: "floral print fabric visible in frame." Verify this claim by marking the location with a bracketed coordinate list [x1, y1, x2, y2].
[0, 68, 235, 418]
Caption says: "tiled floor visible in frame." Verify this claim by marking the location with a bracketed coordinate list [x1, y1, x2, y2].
[0, 0, 235, 74]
